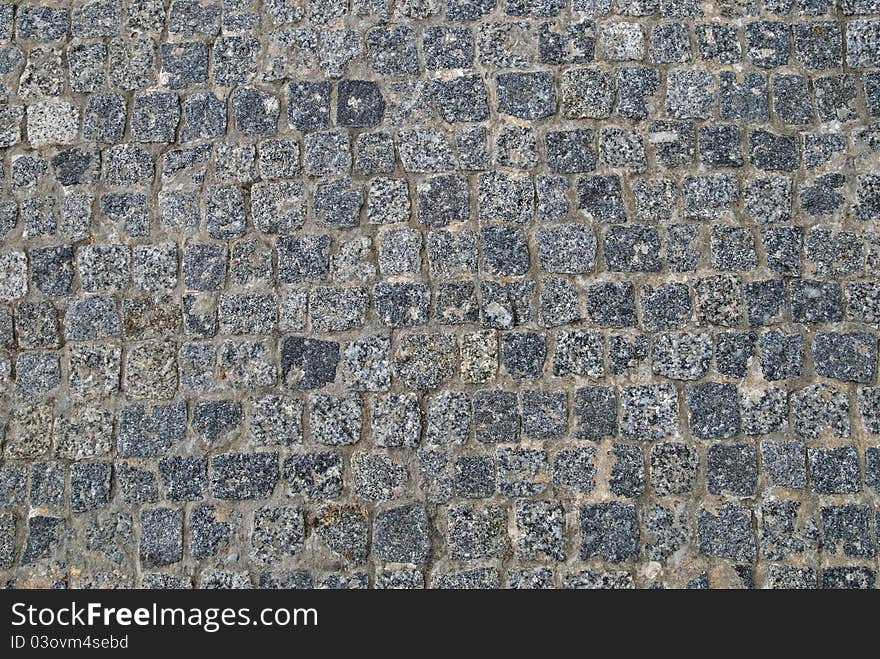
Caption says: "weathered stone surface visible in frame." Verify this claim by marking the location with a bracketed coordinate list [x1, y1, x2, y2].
[0, 2, 875, 590]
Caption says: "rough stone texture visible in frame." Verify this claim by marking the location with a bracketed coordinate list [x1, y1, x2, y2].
[0, 2, 878, 591]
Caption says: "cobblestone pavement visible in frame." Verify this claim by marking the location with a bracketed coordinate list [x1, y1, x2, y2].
[1, 0, 880, 590]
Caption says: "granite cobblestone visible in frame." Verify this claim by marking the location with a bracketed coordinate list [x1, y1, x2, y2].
[0, 0, 879, 589]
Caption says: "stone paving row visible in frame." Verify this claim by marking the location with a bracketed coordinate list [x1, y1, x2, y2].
[1, 0, 880, 588]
